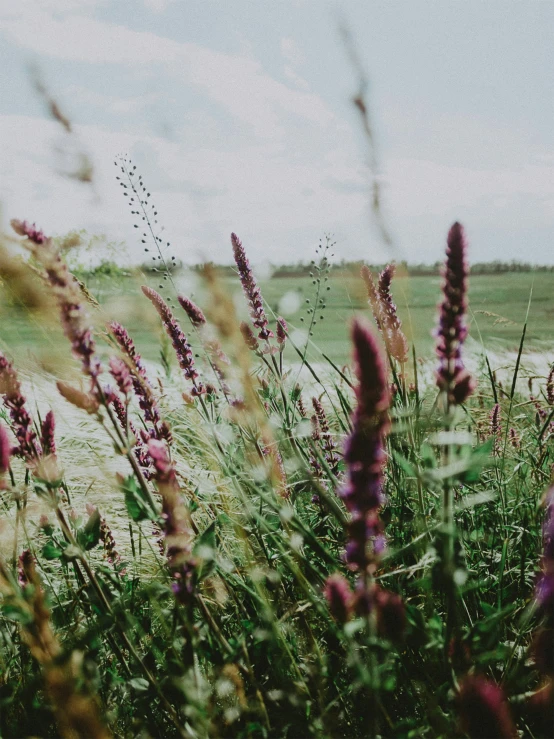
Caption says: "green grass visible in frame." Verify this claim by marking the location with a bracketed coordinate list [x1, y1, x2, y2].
[2, 268, 553, 367]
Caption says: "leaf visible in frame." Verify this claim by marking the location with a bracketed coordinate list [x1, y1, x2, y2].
[77, 508, 101, 551]
[42, 542, 63, 560]
[194, 520, 217, 581]
[121, 475, 154, 522]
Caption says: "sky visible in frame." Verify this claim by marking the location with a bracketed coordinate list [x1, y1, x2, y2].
[0, 0, 553, 266]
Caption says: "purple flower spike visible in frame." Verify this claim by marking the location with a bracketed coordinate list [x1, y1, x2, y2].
[457, 675, 516, 739]
[377, 264, 408, 363]
[547, 365, 554, 405]
[340, 318, 390, 570]
[142, 286, 205, 395]
[231, 232, 274, 341]
[361, 265, 382, 330]
[109, 356, 133, 397]
[11, 219, 48, 245]
[0, 424, 11, 485]
[240, 321, 260, 353]
[536, 487, 554, 616]
[40, 411, 56, 457]
[435, 222, 476, 406]
[324, 574, 353, 623]
[178, 295, 206, 327]
[276, 317, 287, 348]
[0, 353, 42, 462]
[489, 403, 501, 455]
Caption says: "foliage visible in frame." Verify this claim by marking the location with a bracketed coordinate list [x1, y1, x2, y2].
[0, 214, 552, 739]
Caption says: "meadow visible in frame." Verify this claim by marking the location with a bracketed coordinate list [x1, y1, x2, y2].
[0, 215, 552, 739]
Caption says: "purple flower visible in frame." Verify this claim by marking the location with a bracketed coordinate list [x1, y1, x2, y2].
[536, 487, 554, 616]
[457, 675, 516, 739]
[142, 286, 205, 396]
[12, 220, 102, 386]
[231, 232, 273, 341]
[109, 356, 133, 397]
[0, 424, 11, 486]
[148, 439, 197, 604]
[11, 219, 48, 245]
[435, 222, 476, 406]
[324, 574, 353, 623]
[377, 264, 409, 363]
[312, 396, 339, 473]
[177, 295, 206, 327]
[547, 365, 554, 405]
[276, 317, 287, 348]
[340, 318, 390, 570]
[240, 321, 260, 353]
[0, 353, 42, 462]
[40, 411, 56, 457]
[489, 403, 501, 455]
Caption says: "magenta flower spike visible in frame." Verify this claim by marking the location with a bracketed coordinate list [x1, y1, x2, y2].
[177, 295, 206, 328]
[457, 675, 516, 739]
[231, 232, 273, 341]
[141, 286, 205, 396]
[0, 353, 42, 462]
[340, 317, 390, 570]
[276, 317, 287, 349]
[435, 222, 476, 406]
[109, 356, 133, 397]
[40, 411, 56, 457]
[377, 264, 409, 363]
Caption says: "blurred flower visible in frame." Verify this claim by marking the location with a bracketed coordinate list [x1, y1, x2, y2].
[340, 317, 390, 569]
[377, 264, 409, 363]
[40, 411, 56, 457]
[178, 295, 206, 327]
[435, 222, 476, 406]
[324, 574, 353, 623]
[0, 353, 42, 462]
[457, 675, 516, 739]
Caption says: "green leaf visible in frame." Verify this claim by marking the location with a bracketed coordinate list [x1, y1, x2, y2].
[77, 508, 101, 551]
[42, 542, 63, 560]
[121, 475, 154, 522]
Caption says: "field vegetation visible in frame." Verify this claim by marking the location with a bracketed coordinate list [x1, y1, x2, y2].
[0, 177, 552, 738]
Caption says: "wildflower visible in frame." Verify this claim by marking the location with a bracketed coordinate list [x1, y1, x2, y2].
[509, 427, 520, 448]
[0, 424, 10, 486]
[109, 356, 133, 397]
[178, 295, 206, 327]
[86, 504, 123, 570]
[547, 366, 554, 405]
[56, 381, 99, 415]
[377, 264, 409, 363]
[375, 587, 406, 641]
[10, 219, 47, 244]
[457, 675, 516, 739]
[240, 321, 260, 353]
[11, 220, 101, 384]
[142, 286, 205, 396]
[40, 411, 56, 457]
[231, 232, 273, 341]
[360, 265, 382, 330]
[0, 353, 42, 461]
[311, 396, 340, 473]
[276, 317, 287, 349]
[148, 439, 197, 604]
[489, 403, 501, 455]
[323, 574, 353, 623]
[435, 222, 476, 406]
[536, 487, 554, 617]
[340, 317, 390, 569]
[109, 321, 167, 437]
[111, 396, 152, 477]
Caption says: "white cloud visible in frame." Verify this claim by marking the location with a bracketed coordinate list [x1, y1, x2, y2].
[0, 11, 335, 139]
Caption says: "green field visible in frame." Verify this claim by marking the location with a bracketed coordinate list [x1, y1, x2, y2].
[1, 267, 553, 367]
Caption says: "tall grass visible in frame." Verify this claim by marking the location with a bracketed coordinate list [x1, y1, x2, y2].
[0, 212, 552, 738]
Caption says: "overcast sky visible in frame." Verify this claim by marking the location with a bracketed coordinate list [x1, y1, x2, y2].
[1, 1, 553, 266]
